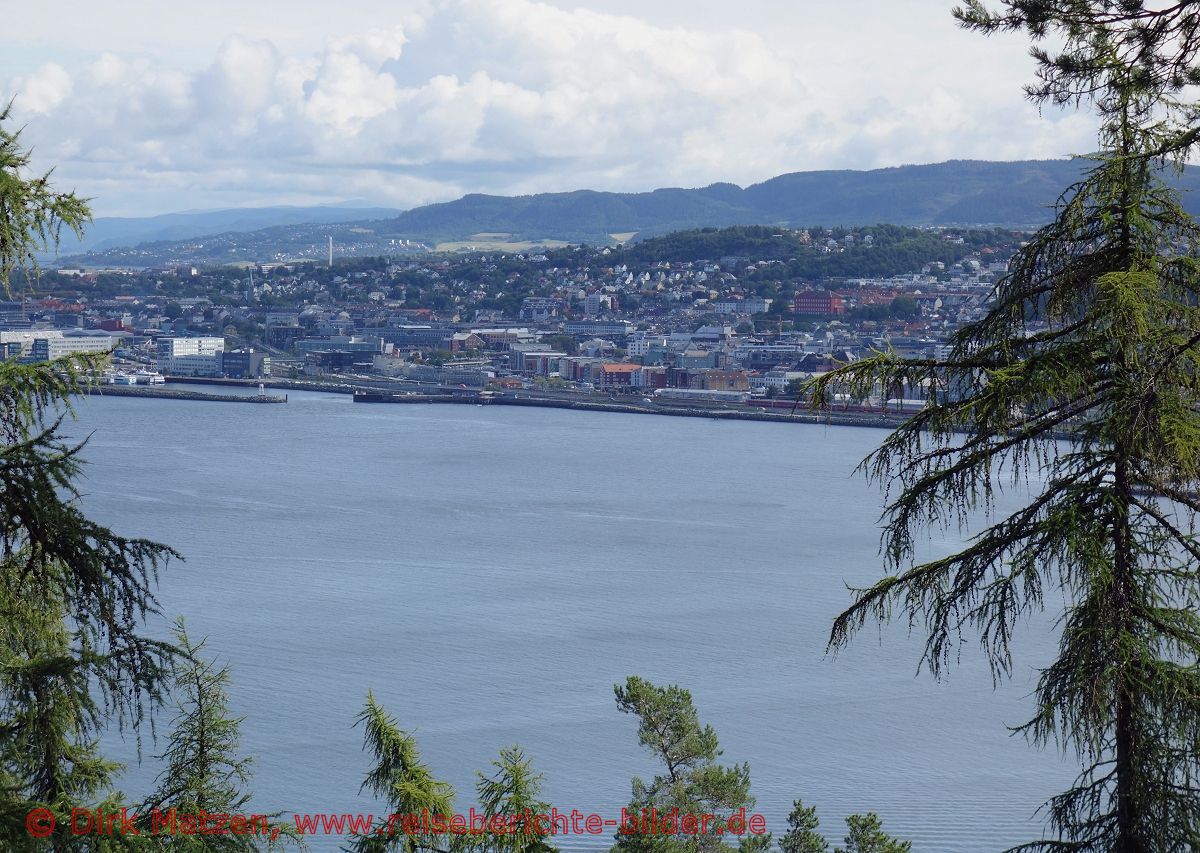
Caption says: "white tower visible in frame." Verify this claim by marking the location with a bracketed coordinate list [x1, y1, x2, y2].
[328, 236, 333, 267]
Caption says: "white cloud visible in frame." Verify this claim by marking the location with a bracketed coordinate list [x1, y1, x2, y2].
[1, 0, 1101, 216]
[9, 63, 71, 114]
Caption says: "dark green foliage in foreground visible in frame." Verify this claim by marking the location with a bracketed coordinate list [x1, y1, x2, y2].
[474, 747, 558, 853]
[353, 681, 928, 853]
[0, 104, 297, 852]
[350, 692, 456, 853]
[612, 676, 766, 853]
[778, 802, 827, 853]
[811, 2, 1200, 849]
[147, 621, 253, 822]
[0, 369, 177, 849]
[0, 100, 91, 288]
[836, 815, 909, 853]
[0, 103, 181, 851]
[139, 620, 297, 850]
[351, 694, 560, 853]
[778, 801, 909, 853]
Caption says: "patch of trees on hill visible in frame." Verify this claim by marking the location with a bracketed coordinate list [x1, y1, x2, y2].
[615, 225, 1022, 280]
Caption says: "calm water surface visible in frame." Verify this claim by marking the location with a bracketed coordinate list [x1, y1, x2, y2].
[69, 389, 1073, 851]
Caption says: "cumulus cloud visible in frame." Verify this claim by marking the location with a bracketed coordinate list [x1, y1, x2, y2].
[2, 0, 1100, 216]
[9, 63, 72, 114]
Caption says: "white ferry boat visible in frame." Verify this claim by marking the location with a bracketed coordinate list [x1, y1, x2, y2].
[107, 370, 166, 385]
[133, 369, 165, 384]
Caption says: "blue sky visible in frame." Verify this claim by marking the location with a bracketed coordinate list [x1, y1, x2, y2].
[4, 0, 1098, 217]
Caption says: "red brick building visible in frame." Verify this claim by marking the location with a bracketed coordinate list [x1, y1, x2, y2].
[599, 363, 640, 388]
[793, 290, 845, 317]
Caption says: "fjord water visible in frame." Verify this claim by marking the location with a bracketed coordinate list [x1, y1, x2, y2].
[74, 389, 1071, 851]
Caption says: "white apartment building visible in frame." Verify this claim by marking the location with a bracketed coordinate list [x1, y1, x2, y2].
[627, 334, 668, 358]
[3, 330, 116, 362]
[156, 336, 225, 376]
[1, 329, 63, 356]
[30, 335, 114, 361]
[157, 336, 225, 358]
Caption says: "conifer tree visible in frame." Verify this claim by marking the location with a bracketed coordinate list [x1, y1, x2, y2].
[473, 747, 557, 853]
[777, 801, 908, 853]
[0, 563, 135, 852]
[612, 677, 765, 853]
[778, 801, 828, 853]
[146, 622, 252, 818]
[141, 620, 294, 851]
[0, 100, 178, 851]
[810, 4, 1200, 849]
[349, 693, 456, 853]
[351, 698, 563, 853]
[835, 815, 909, 853]
[0, 100, 90, 289]
[955, 1, 1200, 155]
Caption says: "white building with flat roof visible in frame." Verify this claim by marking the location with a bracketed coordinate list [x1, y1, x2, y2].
[30, 336, 113, 362]
[157, 336, 224, 359]
[156, 336, 225, 376]
[1, 329, 63, 356]
[3, 330, 117, 362]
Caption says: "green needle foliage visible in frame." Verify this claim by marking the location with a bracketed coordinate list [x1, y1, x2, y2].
[350, 692, 456, 853]
[473, 746, 557, 853]
[809, 4, 1200, 850]
[142, 619, 295, 851]
[954, 1, 1200, 135]
[835, 815, 909, 853]
[612, 677, 764, 853]
[777, 801, 908, 853]
[0, 561, 131, 852]
[351, 696, 562, 853]
[778, 801, 828, 853]
[0, 103, 179, 851]
[148, 621, 252, 819]
[0, 99, 91, 290]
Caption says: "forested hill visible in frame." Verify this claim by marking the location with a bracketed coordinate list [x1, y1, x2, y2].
[385, 159, 1200, 242]
[613, 225, 1019, 279]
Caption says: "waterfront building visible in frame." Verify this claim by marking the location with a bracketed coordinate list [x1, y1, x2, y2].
[28, 334, 114, 361]
[1, 329, 63, 356]
[157, 336, 225, 359]
[222, 349, 271, 379]
[157, 336, 225, 376]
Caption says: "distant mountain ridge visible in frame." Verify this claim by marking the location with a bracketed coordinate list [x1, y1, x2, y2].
[389, 160, 1100, 241]
[59, 205, 403, 254]
[56, 160, 1200, 266]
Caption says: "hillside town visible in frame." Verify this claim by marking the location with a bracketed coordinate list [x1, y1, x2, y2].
[3, 226, 1020, 405]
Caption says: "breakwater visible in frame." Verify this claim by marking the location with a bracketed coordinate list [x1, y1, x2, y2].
[500, 395, 909, 428]
[165, 375, 355, 395]
[83, 385, 287, 404]
[352, 390, 911, 429]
